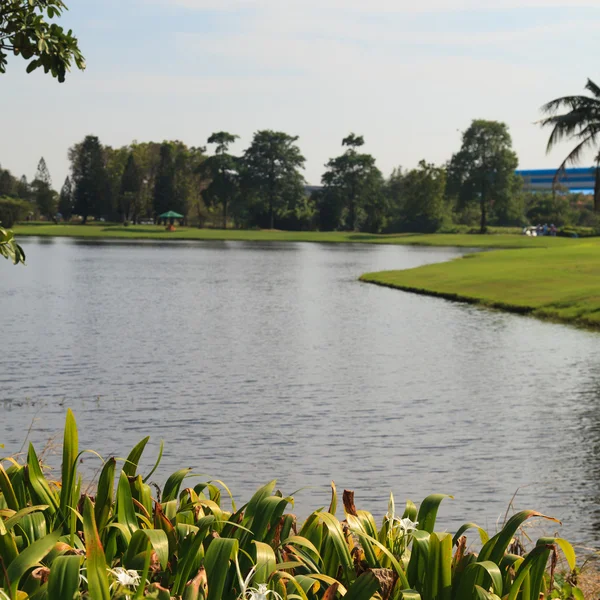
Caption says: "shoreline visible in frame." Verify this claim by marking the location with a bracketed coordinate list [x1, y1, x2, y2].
[12, 224, 578, 249]
[360, 243, 600, 331]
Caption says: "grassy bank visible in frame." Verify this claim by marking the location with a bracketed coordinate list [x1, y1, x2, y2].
[361, 240, 600, 327]
[13, 222, 578, 248]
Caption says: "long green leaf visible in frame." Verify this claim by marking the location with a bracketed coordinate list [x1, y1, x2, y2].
[0, 463, 19, 511]
[6, 529, 61, 596]
[344, 571, 380, 600]
[162, 468, 192, 502]
[318, 512, 354, 584]
[83, 496, 110, 600]
[253, 541, 276, 584]
[204, 537, 239, 600]
[507, 544, 554, 600]
[116, 471, 138, 537]
[4, 506, 49, 531]
[26, 445, 58, 516]
[95, 458, 116, 535]
[417, 494, 452, 534]
[47, 555, 81, 600]
[59, 409, 79, 524]
[456, 561, 503, 599]
[124, 528, 169, 571]
[245, 481, 276, 521]
[123, 436, 149, 478]
[480, 511, 559, 564]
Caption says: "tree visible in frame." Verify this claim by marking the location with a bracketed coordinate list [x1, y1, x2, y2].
[153, 143, 176, 218]
[58, 176, 73, 220]
[32, 157, 56, 220]
[540, 78, 600, 212]
[0, 0, 85, 81]
[242, 131, 305, 229]
[203, 132, 239, 229]
[321, 134, 383, 231]
[69, 135, 110, 224]
[387, 161, 448, 233]
[119, 153, 142, 224]
[447, 120, 519, 233]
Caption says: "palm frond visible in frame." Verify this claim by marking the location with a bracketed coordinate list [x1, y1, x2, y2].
[585, 78, 600, 99]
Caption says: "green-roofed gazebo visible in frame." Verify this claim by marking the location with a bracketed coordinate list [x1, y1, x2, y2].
[159, 211, 184, 219]
[158, 210, 185, 229]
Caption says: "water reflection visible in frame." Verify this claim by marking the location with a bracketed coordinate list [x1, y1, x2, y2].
[1, 238, 600, 546]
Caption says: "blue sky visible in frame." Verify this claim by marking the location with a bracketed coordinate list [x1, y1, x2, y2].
[3, 0, 600, 187]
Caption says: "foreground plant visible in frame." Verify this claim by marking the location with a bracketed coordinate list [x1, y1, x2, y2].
[0, 225, 25, 265]
[0, 411, 585, 599]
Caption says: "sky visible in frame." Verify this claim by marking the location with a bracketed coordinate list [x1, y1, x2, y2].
[2, 0, 600, 187]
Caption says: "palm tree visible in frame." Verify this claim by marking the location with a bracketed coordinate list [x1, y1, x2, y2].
[539, 78, 600, 211]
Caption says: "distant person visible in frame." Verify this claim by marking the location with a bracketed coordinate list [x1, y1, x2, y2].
[543, 224, 548, 236]
[550, 224, 557, 236]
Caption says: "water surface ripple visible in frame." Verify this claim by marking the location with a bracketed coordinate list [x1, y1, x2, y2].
[2, 238, 600, 546]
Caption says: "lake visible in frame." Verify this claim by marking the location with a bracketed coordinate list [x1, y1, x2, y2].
[2, 237, 600, 546]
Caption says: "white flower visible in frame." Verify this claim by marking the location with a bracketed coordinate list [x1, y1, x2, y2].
[398, 517, 418, 534]
[109, 567, 141, 590]
[242, 583, 282, 600]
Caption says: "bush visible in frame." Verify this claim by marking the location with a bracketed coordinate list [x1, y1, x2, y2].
[0, 411, 584, 600]
[0, 196, 33, 227]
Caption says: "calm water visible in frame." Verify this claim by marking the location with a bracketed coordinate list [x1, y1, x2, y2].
[2, 238, 600, 546]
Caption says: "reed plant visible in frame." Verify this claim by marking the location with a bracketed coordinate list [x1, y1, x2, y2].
[0, 411, 584, 599]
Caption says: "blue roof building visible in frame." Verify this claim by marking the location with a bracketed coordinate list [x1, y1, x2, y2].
[516, 167, 596, 192]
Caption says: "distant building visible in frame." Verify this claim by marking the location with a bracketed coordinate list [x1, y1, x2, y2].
[516, 167, 596, 193]
[305, 167, 597, 196]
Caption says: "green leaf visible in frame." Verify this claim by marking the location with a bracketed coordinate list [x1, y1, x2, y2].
[318, 512, 354, 583]
[124, 528, 169, 571]
[162, 468, 192, 502]
[480, 511, 559, 564]
[456, 561, 504, 599]
[123, 436, 149, 478]
[328, 481, 337, 516]
[0, 463, 19, 511]
[416, 494, 452, 534]
[245, 480, 276, 521]
[94, 458, 116, 534]
[351, 528, 410, 589]
[83, 496, 110, 600]
[47, 555, 81, 600]
[344, 571, 380, 600]
[204, 537, 239, 600]
[59, 409, 79, 527]
[116, 471, 138, 536]
[253, 541, 276, 584]
[6, 529, 61, 596]
[452, 523, 489, 546]
[4, 506, 49, 531]
[26, 444, 58, 516]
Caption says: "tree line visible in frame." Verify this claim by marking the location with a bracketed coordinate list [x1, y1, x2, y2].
[1, 120, 598, 232]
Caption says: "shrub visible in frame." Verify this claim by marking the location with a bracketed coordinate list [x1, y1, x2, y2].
[0, 196, 33, 228]
[0, 411, 584, 599]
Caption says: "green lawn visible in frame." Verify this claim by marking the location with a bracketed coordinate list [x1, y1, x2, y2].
[360, 239, 600, 327]
[13, 223, 576, 248]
